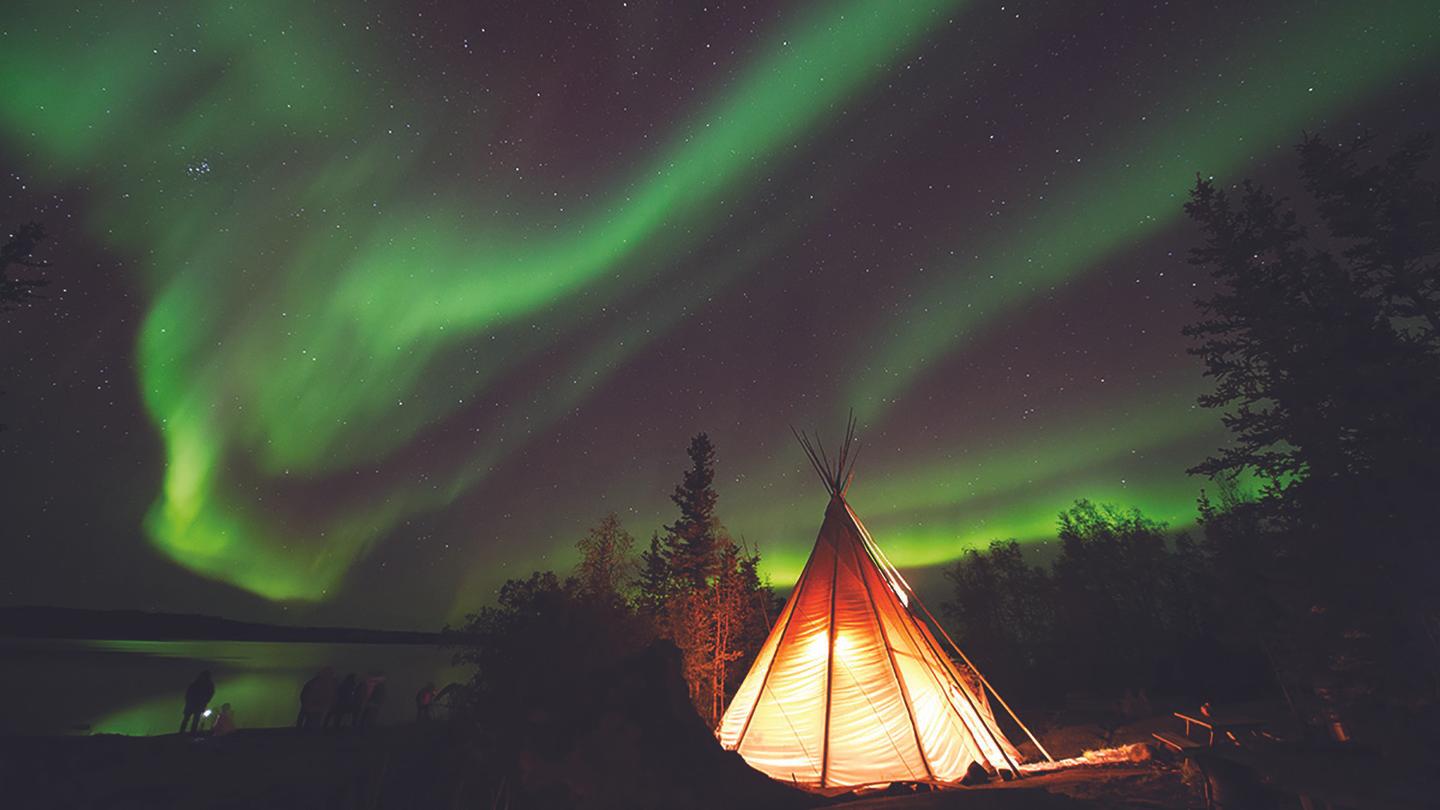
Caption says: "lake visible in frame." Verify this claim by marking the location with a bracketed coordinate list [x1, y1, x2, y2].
[0, 638, 465, 736]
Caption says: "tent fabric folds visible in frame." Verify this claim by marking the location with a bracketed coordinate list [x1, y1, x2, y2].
[717, 496, 1022, 789]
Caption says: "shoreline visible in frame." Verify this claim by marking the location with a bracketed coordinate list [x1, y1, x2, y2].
[0, 606, 442, 645]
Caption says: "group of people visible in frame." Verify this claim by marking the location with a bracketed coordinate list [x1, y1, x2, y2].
[179, 671, 235, 736]
[296, 667, 391, 731]
[178, 668, 442, 737]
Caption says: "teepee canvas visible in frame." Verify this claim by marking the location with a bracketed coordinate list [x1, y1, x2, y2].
[717, 423, 1044, 789]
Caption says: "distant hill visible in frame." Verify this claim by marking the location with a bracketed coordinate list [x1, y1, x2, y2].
[0, 606, 441, 645]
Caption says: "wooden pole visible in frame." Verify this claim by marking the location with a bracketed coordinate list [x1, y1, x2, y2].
[731, 524, 823, 757]
[820, 545, 840, 786]
[847, 502, 1021, 774]
[862, 529, 1055, 763]
[853, 531, 935, 782]
[918, 596, 1055, 763]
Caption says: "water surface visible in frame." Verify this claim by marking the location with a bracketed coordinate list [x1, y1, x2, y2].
[0, 638, 463, 736]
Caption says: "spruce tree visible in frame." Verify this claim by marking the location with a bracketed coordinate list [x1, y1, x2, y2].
[666, 433, 721, 588]
[636, 531, 678, 613]
[636, 432, 777, 725]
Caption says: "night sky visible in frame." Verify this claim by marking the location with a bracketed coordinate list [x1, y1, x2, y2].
[2, 1, 1436, 630]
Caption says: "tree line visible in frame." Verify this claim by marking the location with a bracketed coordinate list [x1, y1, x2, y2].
[946, 132, 1440, 743]
[942, 497, 1266, 705]
[445, 130, 1436, 754]
[446, 432, 777, 756]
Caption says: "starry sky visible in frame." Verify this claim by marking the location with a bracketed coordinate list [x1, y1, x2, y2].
[1, 0, 1436, 630]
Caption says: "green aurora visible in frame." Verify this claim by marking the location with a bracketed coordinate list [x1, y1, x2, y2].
[1, 0, 963, 600]
[1, 0, 1436, 615]
[850, 1, 1440, 421]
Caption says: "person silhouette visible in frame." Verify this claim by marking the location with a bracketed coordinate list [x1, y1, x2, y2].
[211, 703, 236, 736]
[296, 666, 337, 731]
[359, 676, 386, 731]
[180, 671, 214, 735]
[415, 683, 435, 722]
[326, 673, 358, 731]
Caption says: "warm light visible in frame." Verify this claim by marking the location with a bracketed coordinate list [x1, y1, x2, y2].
[889, 578, 909, 607]
[719, 495, 1029, 788]
[807, 633, 828, 662]
[806, 631, 850, 662]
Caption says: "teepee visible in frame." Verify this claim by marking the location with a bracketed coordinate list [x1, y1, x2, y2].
[717, 420, 1050, 789]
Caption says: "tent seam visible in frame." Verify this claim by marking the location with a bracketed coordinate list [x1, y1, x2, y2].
[850, 516, 936, 782]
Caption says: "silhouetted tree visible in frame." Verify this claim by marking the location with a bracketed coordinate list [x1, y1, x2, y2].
[1052, 500, 1177, 689]
[1184, 133, 1440, 722]
[455, 435, 774, 735]
[666, 433, 721, 587]
[575, 512, 636, 603]
[636, 434, 721, 612]
[447, 571, 654, 792]
[1299, 133, 1440, 349]
[1185, 133, 1440, 548]
[1167, 531, 1213, 640]
[1195, 481, 1313, 719]
[665, 540, 771, 725]
[940, 501, 1260, 701]
[638, 433, 774, 724]
[637, 530, 679, 613]
[727, 537, 779, 694]
[702, 535, 772, 724]
[944, 540, 1054, 694]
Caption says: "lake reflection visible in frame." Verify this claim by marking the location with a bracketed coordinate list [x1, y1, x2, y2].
[0, 638, 463, 736]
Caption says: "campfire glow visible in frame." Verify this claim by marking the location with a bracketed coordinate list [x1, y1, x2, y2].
[1018, 744, 1151, 774]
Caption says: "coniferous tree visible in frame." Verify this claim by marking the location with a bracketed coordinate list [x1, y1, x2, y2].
[641, 433, 775, 725]
[636, 531, 678, 613]
[666, 433, 721, 587]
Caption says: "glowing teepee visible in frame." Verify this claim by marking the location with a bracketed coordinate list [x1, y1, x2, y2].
[718, 420, 1048, 789]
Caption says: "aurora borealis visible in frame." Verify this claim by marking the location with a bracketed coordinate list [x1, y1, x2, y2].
[2, 1, 1437, 628]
